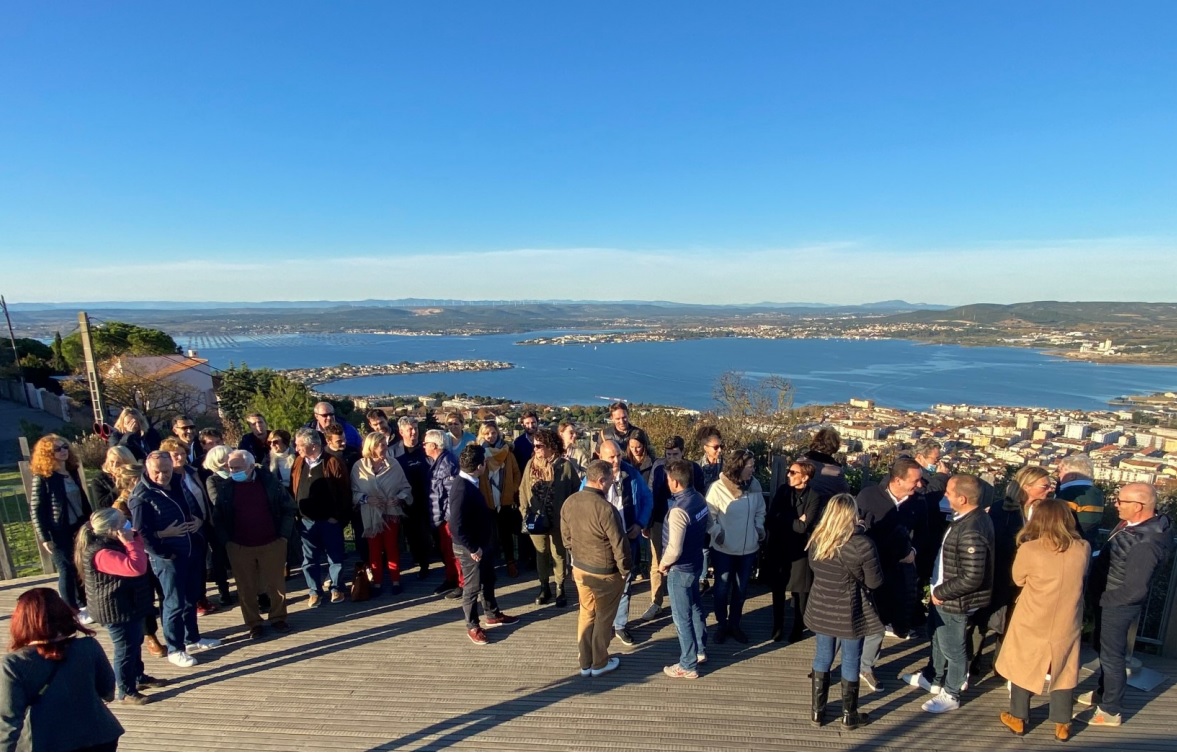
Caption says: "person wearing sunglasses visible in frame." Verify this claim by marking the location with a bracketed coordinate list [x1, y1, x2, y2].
[1079, 483, 1173, 728]
[28, 435, 94, 622]
[304, 401, 362, 450]
[764, 458, 820, 643]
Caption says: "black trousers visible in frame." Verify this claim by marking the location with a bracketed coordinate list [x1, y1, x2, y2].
[1010, 683, 1072, 724]
[454, 544, 499, 628]
[404, 500, 434, 571]
[496, 507, 522, 565]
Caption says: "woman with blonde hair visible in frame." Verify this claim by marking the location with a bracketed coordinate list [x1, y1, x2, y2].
[479, 420, 524, 577]
[28, 434, 93, 620]
[996, 498, 1089, 741]
[74, 507, 166, 704]
[107, 407, 161, 461]
[351, 432, 413, 596]
[804, 493, 882, 730]
[95, 445, 140, 510]
[202, 444, 233, 482]
[978, 465, 1055, 677]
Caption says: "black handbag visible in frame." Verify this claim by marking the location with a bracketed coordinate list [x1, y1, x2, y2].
[524, 507, 551, 535]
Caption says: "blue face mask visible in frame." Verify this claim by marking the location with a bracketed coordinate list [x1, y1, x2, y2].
[216, 469, 231, 479]
[230, 470, 249, 483]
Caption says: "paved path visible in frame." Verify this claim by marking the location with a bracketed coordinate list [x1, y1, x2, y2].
[0, 397, 65, 465]
[1, 567, 1174, 751]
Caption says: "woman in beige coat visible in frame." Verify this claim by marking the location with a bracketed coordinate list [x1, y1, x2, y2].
[996, 498, 1090, 742]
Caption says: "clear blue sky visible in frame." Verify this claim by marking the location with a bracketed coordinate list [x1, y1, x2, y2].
[2, 2, 1175, 304]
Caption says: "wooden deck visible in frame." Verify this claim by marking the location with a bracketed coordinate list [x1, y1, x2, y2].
[2, 566, 1174, 752]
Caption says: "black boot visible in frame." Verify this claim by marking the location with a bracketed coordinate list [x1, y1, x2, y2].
[841, 680, 870, 730]
[810, 671, 831, 727]
[554, 585, 567, 608]
[535, 582, 552, 606]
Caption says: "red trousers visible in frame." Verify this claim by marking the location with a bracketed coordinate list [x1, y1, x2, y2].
[438, 522, 461, 586]
[367, 519, 401, 585]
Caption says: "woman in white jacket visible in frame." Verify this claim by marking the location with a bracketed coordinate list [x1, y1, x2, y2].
[705, 448, 765, 644]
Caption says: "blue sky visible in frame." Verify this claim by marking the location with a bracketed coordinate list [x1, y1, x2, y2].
[2, 2, 1175, 304]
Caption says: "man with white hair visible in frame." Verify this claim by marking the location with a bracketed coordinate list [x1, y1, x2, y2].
[1055, 453, 1105, 548]
[209, 450, 298, 639]
[424, 429, 461, 596]
[290, 428, 351, 606]
[306, 401, 362, 450]
[1080, 483, 1173, 727]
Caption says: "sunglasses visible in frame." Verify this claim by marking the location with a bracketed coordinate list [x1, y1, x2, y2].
[176, 425, 195, 431]
[53, 444, 70, 452]
[315, 412, 334, 418]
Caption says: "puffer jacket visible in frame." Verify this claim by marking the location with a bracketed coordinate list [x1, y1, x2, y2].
[1090, 514, 1173, 608]
[805, 530, 884, 639]
[29, 470, 92, 546]
[428, 449, 459, 528]
[931, 506, 995, 615]
[128, 473, 204, 560]
[705, 476, 765, 556]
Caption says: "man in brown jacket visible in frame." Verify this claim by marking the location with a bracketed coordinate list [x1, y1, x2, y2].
[291, 428, 352, 606]
[561, 459, 633, 677]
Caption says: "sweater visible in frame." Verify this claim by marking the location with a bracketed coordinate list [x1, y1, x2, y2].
[84, 536, 154, 626]
[705, 476, 765, 556]
[208, 466, 297, 546]
[0, 637, 123, 752]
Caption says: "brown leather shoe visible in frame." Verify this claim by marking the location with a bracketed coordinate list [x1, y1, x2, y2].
[999, 712, 1025, 737]
[1054, 723, 1071, 742]
[144, 634, 167, 658]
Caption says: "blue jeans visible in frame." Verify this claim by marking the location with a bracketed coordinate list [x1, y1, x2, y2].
[301, 518, 345, 595]
[710, 549, 755, 630]
[814, 634, 863, 683]
[150, 553, 203, 653]
[107, 620, 145, 696]
[50, 538, 83, 610]
[612, 538, 642, 631]
[1096, 604, 1140, 715]
[667, 568, 707, 671]
[929, 606, 969, 699]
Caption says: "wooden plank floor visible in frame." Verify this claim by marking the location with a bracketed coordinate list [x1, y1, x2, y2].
[1, 566, 1174, 752]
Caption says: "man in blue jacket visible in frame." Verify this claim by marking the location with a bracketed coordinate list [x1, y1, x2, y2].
[129, 451, 221, 668]
[595, 439, 652, 646]
[424, 429, 461, 596]
[448, 444, 520, 645]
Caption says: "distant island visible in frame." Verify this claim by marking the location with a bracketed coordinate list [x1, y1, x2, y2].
[13, 300, 1177, 366]
[283, 359, 513, 387]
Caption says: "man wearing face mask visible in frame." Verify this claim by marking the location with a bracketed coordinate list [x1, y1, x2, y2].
[290, 428, 352, 606]
[208, 450, 298, 639]
[129, 451, 222, 669]
[592, 439, 652, 646]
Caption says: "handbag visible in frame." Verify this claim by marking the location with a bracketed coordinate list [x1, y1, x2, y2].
[524, 507, 551, 535]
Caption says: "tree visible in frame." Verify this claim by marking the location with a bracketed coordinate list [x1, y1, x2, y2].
[60, 321, 178, 370]
[711, 371, 802, 487]
[244, 375, 314, 434]
[51, 331, 67, 372]
[217, 364, 279, 424]
[81, 358, 208, 426]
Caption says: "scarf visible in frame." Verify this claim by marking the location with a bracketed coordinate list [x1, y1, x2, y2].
[529, 453, 554, 483]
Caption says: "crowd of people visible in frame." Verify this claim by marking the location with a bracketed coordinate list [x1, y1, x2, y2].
[7, 401, 1174, 749]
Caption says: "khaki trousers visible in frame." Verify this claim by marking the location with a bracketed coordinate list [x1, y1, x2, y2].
[572, 568, 623, 671]
[530, 531, 567, 587]
[227, 538, 288, 628]
[648, 520, 666, 607]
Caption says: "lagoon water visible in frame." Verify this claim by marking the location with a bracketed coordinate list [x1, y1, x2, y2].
[185, 332, 1177, 412]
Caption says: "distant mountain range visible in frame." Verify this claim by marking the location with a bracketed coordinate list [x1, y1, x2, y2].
[9, 298, 950, 312]
[886, 301, 1177, 326]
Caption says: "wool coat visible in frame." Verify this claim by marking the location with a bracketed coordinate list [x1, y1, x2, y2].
[995, 537, 1090, 692]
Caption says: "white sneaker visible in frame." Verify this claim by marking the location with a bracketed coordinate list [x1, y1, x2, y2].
[900, 672, 933, 693]
[77, 607, 95, 625]
[1077, 691, 1095, 706]
[578, 667, 591, 677]
[168, 651, 197, 668]
[590, 657, 620, 677]
[921, 691, 960, 714]
[185, 638, 222, 653]
[696, 653, 707, 665]
[884, 625, 908, 640]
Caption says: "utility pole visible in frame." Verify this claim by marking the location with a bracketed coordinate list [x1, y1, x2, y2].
[77, 311, 109, 435]
[0, 295, 32, 407]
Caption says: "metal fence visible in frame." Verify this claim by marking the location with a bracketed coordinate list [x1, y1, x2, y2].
[0, 488, 42, 577]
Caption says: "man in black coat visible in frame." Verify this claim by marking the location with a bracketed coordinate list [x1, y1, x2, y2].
[855, 456, 926, 693]
[1081, 483, 1173, 727]
[449, 444, 519, 645]
[900, 474, 994, 714]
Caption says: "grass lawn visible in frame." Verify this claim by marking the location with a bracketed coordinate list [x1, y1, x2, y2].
[0, 463, 44, 576]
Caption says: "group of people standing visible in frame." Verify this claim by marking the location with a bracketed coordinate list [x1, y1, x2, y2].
[11, 401, 1175, 749]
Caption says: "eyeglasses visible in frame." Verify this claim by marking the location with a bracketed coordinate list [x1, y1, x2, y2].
[706, 443, 723, 451]
[1114, 498, 1143, 507]
[269, 440, 283, 446]
[786, 469, 804, 476]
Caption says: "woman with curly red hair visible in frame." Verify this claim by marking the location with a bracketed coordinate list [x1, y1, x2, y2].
[28, 434, 93, 622]
[0, 587, 124, 750]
